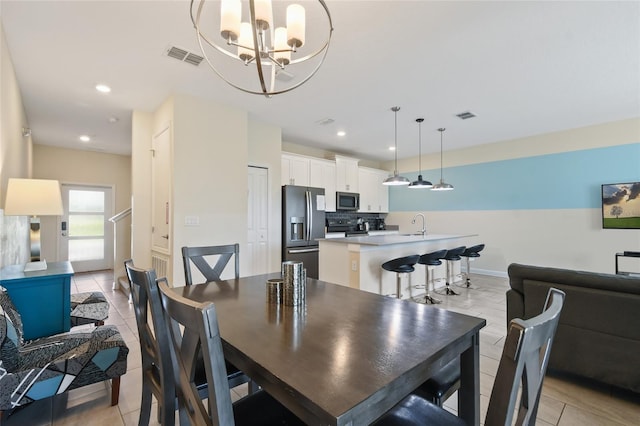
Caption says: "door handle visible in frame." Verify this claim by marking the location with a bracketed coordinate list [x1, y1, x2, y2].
[161, 234, 169, 240]
[288, 248, 319, 254]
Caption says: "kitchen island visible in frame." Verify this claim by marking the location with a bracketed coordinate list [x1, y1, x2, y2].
[319, 233, 477, 298]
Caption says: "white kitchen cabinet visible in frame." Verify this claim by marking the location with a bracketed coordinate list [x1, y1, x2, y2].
[358, 167, 390, 213]
[281, 154, 310, 186]
[309, 158, 336, 212]
[335, 156, 359, 192]
[376, 169, 389, 213]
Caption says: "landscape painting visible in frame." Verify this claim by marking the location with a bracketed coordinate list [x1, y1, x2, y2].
[602, 182, 640, 229]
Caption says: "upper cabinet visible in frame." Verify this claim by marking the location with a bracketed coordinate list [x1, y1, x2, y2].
[281, 154, 310, 187]
[358, 167, 390, 213]
[281, 153, 388, 213]
[309, 158, 336, 212]
[335, 156, 359, 193]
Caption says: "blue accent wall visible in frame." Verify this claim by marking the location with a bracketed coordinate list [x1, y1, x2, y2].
[390, 143, 640, 212]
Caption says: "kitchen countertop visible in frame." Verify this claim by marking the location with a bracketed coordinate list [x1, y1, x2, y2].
[318, 233, 476, 246]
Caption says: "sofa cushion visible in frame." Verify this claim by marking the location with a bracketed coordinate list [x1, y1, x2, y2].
[508, 263, 640, 296]
[521, 279, 640, 341]
[506, 263, 640, 393]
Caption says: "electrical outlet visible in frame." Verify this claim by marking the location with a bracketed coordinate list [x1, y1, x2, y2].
[351, 260, 357, 271]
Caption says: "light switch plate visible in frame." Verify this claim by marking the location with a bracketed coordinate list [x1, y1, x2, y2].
[184, 215, 200, 226]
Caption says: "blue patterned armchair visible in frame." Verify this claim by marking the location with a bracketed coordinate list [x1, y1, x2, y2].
[0, 285, 128, 413]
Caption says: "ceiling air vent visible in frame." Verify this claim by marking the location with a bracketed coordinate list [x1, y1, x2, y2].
[456, 111, 476, 120]
[166, 46, 204, 66]
[316, 118, 335, 126]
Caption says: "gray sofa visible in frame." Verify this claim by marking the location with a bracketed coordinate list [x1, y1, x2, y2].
[507, 263, 640, 393]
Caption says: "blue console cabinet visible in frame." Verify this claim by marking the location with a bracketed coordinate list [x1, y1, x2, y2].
[0, 261, 73, 340]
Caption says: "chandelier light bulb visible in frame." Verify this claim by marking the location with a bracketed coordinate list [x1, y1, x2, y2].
[274, 27, 291, 65]
[237, 22, 255, 62]
[220, 0, 241, 41]
[287, 4, 306, 48]
[254, 0, 273, 31]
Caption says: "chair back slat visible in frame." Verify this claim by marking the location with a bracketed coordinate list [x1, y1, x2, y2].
[182, 244, 240, 285]
[485, 288, 565, 426]
[124, 259, 178, 426]
[157, 277, 235, 426]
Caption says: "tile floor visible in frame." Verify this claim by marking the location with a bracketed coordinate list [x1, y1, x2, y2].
[3, 271, 639, 425]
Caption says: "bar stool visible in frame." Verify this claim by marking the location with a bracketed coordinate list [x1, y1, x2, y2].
[381, 255, 420, 299]
[416, 249, 448, 304]
[459, 244, 485, 288]
[435, 246, 466, 296]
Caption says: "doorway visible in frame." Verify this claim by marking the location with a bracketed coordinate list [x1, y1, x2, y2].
[247, 166, 269, 275]
[59, 184, 113, 272]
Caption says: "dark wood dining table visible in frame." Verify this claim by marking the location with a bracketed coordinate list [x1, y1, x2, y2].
[174, 273, 486, 426]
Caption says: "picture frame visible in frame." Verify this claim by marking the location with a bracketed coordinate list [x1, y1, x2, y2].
[602, 182, 640, 229]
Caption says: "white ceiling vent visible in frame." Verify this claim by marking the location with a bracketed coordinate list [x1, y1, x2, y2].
[456, 111, 476, 120]
[316, 118, 335, 126]
[165, 46, 204, 66]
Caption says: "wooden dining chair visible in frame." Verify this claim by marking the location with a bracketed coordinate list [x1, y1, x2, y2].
[182, 243, 240, 285]
[374, 288, 565, 426]
[124, 260, 251, 426]
[156, 277, 305, 425]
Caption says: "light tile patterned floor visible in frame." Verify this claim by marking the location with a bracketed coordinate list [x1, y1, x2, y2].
[3, 271, 639, 425]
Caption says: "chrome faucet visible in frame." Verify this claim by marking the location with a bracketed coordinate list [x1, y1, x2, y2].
[411, 213, 426, 236]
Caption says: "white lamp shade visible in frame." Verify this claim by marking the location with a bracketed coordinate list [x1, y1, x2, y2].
[238, 22, 255, 61]
[4, 178, 63, 216]
[274, 27, 291, 65]
[286, 4, 305, 48]
[220, 0, 242, 41]
[254, 0, 273, 30]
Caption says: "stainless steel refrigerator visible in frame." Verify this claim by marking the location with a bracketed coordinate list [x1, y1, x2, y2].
[282, 185, 326, 279]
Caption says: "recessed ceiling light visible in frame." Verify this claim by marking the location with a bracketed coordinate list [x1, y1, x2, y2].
[95, 84, 111, 93]
[388, 146, 395, 151]
[337, 131, 346, 137]
[79, 135, 91, 142]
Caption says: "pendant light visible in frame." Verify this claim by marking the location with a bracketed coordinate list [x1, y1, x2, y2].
[383, 106, 410, 186]
[408, 118, 433, 189]
[431, 128, 454, 191]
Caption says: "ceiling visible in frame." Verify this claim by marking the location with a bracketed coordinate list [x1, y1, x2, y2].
[2, 1, 639, 162]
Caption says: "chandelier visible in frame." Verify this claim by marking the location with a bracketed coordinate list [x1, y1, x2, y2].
[190, 0, 333, 97]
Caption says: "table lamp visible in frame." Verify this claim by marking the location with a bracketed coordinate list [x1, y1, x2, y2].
[4, 178, 64, 271]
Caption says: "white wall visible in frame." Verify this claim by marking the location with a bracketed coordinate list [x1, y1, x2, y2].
[171, 95, 248, 284]
[386, 118, 640, 276]
[32, 145, 132, 264]
[0, 22, 31, 267]
[248, 119, 282, 274]
[391, 118, 640, 173]
[131, 111, 153, 269]
[132, 94, 262, 285]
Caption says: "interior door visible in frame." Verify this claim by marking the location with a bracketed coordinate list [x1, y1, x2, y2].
[151, 125, 171, 254]
[58, 184, 113, 272]
[247, 166, 269, 275]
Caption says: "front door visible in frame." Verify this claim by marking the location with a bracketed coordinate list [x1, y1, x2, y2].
[59, 184, 113, 272]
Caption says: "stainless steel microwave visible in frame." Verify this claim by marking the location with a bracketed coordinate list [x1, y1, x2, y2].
[336, 192, 360, 211]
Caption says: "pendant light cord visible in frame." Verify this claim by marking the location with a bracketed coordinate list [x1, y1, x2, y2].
[394, 109, 399, 174]
[418, 119, 423, 174]
[391, 106, 400, 174]
[439, 128, 445, 181]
